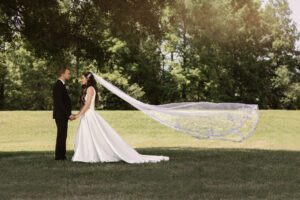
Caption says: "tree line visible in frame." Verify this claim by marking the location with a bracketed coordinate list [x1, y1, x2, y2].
[0, 0, 299, 110]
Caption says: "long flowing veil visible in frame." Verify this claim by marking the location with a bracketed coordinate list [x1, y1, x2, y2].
[92, 73, 259, 142]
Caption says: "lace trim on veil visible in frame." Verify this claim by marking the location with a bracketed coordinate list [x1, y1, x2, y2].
[92, 73, 259, 142]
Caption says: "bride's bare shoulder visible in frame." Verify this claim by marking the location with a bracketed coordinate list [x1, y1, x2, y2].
[87, 86, 95, 94]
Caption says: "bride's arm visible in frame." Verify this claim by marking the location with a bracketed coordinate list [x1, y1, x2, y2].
[74, 87, 94, 119]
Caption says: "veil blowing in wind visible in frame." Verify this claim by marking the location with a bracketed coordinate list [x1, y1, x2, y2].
[92, 73, 259, 142]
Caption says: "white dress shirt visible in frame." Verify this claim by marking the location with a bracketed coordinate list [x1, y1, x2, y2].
[59, 79, 65, 85]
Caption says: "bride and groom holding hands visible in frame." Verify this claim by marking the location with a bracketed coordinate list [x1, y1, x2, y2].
[52, 66, 169, 163]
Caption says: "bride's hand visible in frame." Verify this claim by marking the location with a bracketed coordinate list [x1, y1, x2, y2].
[73, 114, 81, 120]
[69, 114, 78, 121]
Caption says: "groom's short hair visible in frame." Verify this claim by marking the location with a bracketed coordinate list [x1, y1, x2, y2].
[57, 66, 70, 76]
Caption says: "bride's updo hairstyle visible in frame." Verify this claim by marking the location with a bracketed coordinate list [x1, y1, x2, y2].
[80, 72, 99, 105]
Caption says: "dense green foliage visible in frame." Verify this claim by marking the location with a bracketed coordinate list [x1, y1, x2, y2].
[0, 0, 299, 110]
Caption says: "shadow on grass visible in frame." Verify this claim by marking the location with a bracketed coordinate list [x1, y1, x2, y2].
[0, 148, 299, 200]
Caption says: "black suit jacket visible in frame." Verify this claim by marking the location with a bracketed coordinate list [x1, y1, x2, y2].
[52, 80, 72, 119]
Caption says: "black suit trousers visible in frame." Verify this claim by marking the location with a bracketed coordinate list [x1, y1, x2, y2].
[55, 118, 68, 159]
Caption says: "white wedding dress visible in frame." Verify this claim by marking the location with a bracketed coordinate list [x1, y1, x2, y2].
[71, 87, 169, 164]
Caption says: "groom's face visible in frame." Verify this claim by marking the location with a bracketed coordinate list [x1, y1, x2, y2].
[63, 69, 71, 80]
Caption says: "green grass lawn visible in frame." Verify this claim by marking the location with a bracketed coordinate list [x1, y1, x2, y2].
[0, 110, 299, 199]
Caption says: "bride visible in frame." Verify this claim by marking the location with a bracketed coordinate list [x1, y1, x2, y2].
[70, 72, 169, 164]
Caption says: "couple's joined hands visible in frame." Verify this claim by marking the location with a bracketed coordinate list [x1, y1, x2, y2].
[69, 114, 80, 121]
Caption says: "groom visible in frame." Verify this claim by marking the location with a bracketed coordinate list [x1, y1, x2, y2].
[52, 66, 72, 160]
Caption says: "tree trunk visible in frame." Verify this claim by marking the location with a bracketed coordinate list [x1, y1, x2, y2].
[0, 65, 6, 110]
[0, 82, 4, 110]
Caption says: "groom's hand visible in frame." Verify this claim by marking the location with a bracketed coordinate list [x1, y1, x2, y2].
[69, 114, 75, 121]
